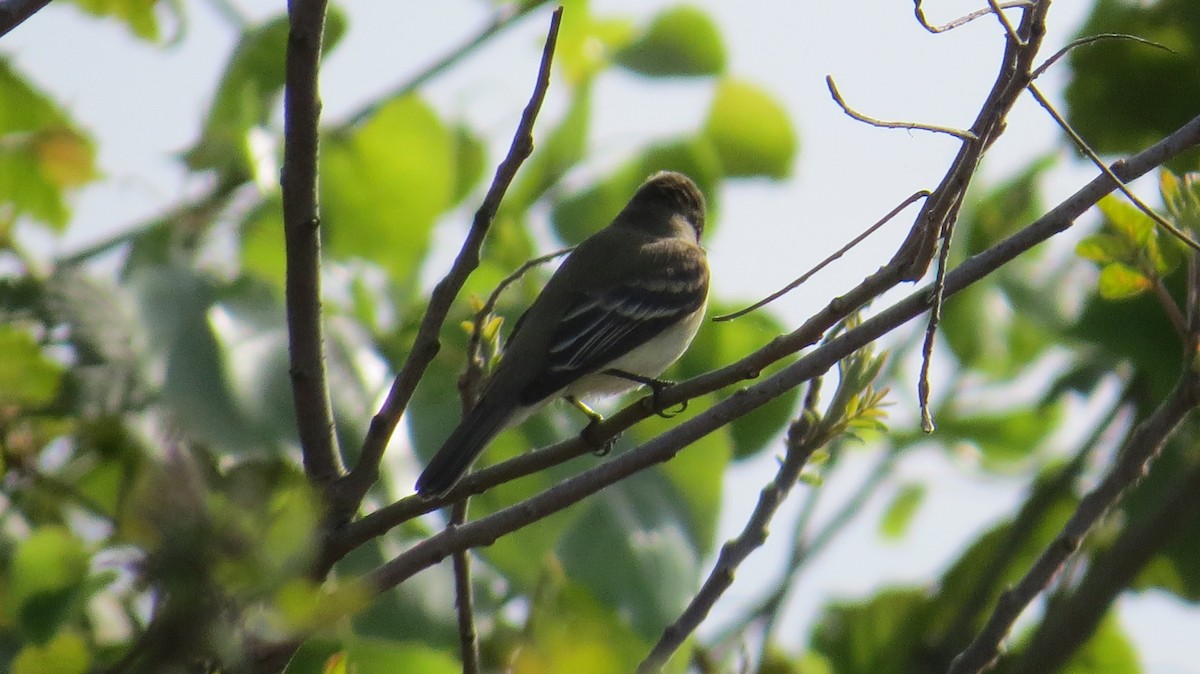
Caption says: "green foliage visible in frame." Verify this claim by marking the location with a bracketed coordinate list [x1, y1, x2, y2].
[614, 5, 726, 77]
[703, 78, 797, 179]
[1067, 0, 1200, 167]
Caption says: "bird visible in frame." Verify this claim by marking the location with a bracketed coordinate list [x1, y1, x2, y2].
[415, 171, 710, 498]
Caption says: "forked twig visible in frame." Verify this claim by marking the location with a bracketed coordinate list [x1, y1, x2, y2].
[913, 0, 1032, 34]
[1032, 33, 1174, 80]
[827, 76, 978, 141]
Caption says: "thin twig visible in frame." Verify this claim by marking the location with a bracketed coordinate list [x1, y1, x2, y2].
[461, 247, 574, 405]
[450, 499, 480, 674]
[714, 191, 930, 322]
[1027, 83, 1200, 254]
[913, 0, 1032, 34]
[1031, 33, 1174, 80]
[318, 112, 1200, 573]
[282, 0, 342, 486]
[948, 370, 1200, 674]
[637, 420, 825, 673]
[986, 0, 1025, 46]
[826, 76, 978, 141]
[329, 8, 563, 526]
[346, 1, 549, 127]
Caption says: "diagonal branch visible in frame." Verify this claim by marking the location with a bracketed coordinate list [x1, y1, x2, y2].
[282, 0, 342, 486]
[329, 7, 564, 525]
[0, 0, 52, 37]
[947, 370, 1200, 674]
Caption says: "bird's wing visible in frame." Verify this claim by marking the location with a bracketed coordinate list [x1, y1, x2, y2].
[518, 244, 708, 404]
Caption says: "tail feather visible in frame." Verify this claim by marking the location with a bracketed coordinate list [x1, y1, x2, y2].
[416, 398, 514, 498]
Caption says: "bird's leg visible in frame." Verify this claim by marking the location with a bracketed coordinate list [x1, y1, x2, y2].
[603, 368, 688, 418]
[566, 395, 617, 456]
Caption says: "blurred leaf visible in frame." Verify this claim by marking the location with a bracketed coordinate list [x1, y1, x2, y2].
[810, 589, 931, 673]
[932, 401, 1063, 467]
[1057, 614, 1141, 674]
[558, 475, 702, 639]
[554, 0, 635, 85]
[1096, 195, 1155, 249]
[0, 60, 99, 230]
[879, 483, 924, 540]
[1066, 0, 1200, 168]
[9, 527, 90, 642]
[1076, 233, 1130, 264]
[512, 573, 649, 673]
[1161, 170, 1200, 235]
[281, 637, 345, 674]
[0, 326, 63, 408]
[1097, 262, 1152, 299]
[702, 78, 796, 179]
[614, 5, 726, 77]
[11, 630, 90, 674]
[321, 94, 454, 287]
[450, 124, 486, 206]
[240, 193, 286, 289]
[69, 0, 160, 40]
[344, 638, 459, 674]
[184, 10, 347, 178]
[961, 155, 1054, 257]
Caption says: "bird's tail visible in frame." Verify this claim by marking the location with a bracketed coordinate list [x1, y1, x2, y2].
[416, 397, 514, 498]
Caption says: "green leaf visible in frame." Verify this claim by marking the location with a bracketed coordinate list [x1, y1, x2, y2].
[1066, 0, 1200, 168]
[554, 0, 636, 86]
[932, 402, 1063, 467]
[614, 5, 726, 77]
[514, 574, 650, 673]
[1058, 614, 1141, 674]
[70, 0, 161, 41]
[0, 326, 63, 408]
[1097, 262, 1152, 300]
[344, 638, 459, 674]
[12, 630, 91, 674]
[449, 124, 486, 207]
[9, 527, 90, 642]
[879, 483, 924, 540]
[1075, 233, 1130, 264]
[810, 589, 931, 672]
[702, 78, 797, 179]
[0, 60, 99, 230]
[1161, 170, 1200, 235]
[321, 95, 454, 285]
[184, 10, 348, 179]
[1096, 194, 1156, 248]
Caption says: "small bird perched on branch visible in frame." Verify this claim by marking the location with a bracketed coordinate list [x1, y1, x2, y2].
[416, 171, 710, 498]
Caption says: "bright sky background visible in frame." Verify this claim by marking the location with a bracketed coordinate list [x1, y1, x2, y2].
[5, 1, 1197, 672]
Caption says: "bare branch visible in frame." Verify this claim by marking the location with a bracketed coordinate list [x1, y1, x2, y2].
[1032, 33, 1174, 81]
[826, 76, 977, 141]
[282, 0, 342, 485]
[714, 191, 930, 322]
[948, 370, 1200, 674]
[986, 0, 1026, 46]
[0, 0, 52, 38]
[912, 0, 1032, 34]
[450, 500, 480, 674]
[329, 7, 564, 523]
[637, 419, 826, 673]
[1027, 82, 1200, 253]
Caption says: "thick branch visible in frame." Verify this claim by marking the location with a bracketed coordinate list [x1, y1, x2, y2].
[0, 0, 52, 37]
[282, 0, 341, 485]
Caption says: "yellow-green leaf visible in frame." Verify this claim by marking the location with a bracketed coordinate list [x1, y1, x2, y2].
[703, 79, 797, 178]
[1097, 262, 1152, 300]
[614, 5, 726, 77]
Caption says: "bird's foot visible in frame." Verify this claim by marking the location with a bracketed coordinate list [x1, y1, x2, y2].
[567, 395, 617, 456]
[604, 369, 688, 418]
